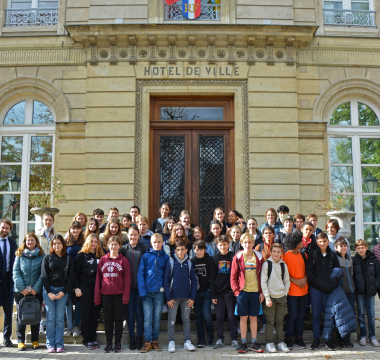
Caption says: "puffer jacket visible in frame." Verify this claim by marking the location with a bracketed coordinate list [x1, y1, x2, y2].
[137, 248, 169, 298]
[322, 268, 356, 341]
[353, 250, 380, 297]
[13, 252, 45, 294]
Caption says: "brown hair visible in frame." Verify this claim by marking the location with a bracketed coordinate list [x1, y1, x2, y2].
[175, 240, 187, 249]
[213, 207, 224, 220]
[193, 240, 206, 250]
[0, 219, 13, 231]
[168, 223, 189, 246]
[102, 218, 122, 251]
[79, 233, 105, 258]
[265, 208, 277, 221]
[355, 239, 368, 249]
[15, 233, 44, 257]
[109, 207, 119, 214]
[294, 214, 305, 222]
[270, 243, 284, 252]
[72, 212, 88, 226]
[192, 226, 206, 241]
[216, 235, 230, 244]
[109, 235, 122, 246]
[334, 237, 348, 247]
[326, 218, 340, 232]
[66, 221, 85, 247]
[307, 213, 318, 221]
[50, 234, 67, 255]
[316, 232, 328, 240]
[84, 218, 100, 240]
[163, 216, 178, 235]
[136, 215, 149, 224]
[262, 225, 275, 235]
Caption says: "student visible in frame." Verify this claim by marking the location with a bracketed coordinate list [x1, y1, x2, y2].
[151, 202, 171, 234]
[247, 218, 263, 247]
[191, 227, 214, 257]
[100, 218, 129, 253]
[93, 208, 106, 234]
[179, 210, 195, 241]
[326, 219, 350, 256]
[261, 243, 290, 353]
[353, 239, 380, 347]
[72, 212, 88, 232]
[306, 232, 341, 351]
[231, 233, 264, 353]
[255, 226, 276, 261]
[41, 235, 74, 353]
[259, 208, 283, 236]
[301, 222, 317, 254]
[164, 223, 191, 258]
[278, 215, 294, 252]
[210, 235, 238, 350]
[283, 232, 308, 350]
[94, 236, 131, 353]
[121, 214, 132, 233]
[162, 216, 178, 244]
[13, 233, 45, 351]
[334, 237, 355, 348]
[36, 212, 59, 255]
[130, 206, 140, 226]
[164, 241, 197, 352]
[228, 225, 243, 255]
[191, 240, 214, 348]
[84, 217, 100, 240]
[205, 220, 222, 255]
[307, 213, 322, 237]
[136, 215, 153, 250]
[276, 205, 289, 225]
[206, 208, 228, 235]
[119, 226, 146, 351]
[227, 210, 246, 234]
[74, 234, 104, 349]
[137, 233, 170, 353]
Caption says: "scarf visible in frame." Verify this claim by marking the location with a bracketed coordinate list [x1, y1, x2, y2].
[43, 226, 54, 242]
[23, 248, 40, 258]
[302, 236, 312, 248]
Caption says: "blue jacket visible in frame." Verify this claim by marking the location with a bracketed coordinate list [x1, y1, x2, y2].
[259, 222, 283, 235]
[164, 254, 198, 302]
[140, 230, 154, 250]
[137, 248, 169, 298]
[322, 268, 356, 341]
[13, 252, 45, 294]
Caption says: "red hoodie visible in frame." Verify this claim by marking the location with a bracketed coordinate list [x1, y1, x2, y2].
[94, 253, 131, 305]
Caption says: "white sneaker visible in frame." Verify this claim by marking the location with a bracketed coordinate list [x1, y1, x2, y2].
[259, 324, 266, 334]
[231, 340, 239, 349]
[73, 327, 81, 337]
[184, 340, 195, 351]
[277, 342, 290, 353]
[371, 339, 379, 347]
[63, 329, 72, 337]
[265, 343, 277, 353]
[162, 304, 168, 314]
[359, 338, 366, 346]
[168, 341, 175, 353]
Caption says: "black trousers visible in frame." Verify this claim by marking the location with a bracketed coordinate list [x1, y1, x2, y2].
[102, 294, 123, 343]
[2, 273, 13, 340]
[80, 282, 100, 343]
[14, 292, 43, 343]
[215, 291, 238, 341]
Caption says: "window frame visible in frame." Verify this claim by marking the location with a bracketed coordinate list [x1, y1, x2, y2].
[323, 0, 373, 10]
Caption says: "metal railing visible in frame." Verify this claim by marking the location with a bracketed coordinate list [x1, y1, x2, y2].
[323, 8, 376, 26]
[5, 8, 58, 27]
[164, 3, 221, 21]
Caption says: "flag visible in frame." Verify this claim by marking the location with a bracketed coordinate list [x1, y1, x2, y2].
[182, 0, 202, 19]
[165, 0, 180, 4]
[211, 0, 221, 10]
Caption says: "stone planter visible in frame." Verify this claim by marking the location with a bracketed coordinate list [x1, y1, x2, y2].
[30, 207, 60, 233]
[326, 210, 356, 239]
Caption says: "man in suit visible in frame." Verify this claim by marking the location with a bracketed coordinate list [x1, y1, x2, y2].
[0, 219, 17, 347]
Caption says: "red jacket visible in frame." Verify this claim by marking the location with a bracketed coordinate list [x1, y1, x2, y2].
[230, 250, 263, 296]
[94, 253, 131, 305]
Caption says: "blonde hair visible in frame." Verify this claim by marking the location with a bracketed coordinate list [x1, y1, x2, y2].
[72, 212, 88, 226]
[136, 215, 149, 224]
[151, 233, 163, 242]
[355, 239, 368, 249]
[240, 233, 254, 243]
[270, 243, 284, 252]
[15, 233, 44, 257]
[79, 233, 105, 258]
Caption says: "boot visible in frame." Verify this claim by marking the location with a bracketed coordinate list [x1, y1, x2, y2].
[136, 336, 143, 351]
[129, 336, 136, 350]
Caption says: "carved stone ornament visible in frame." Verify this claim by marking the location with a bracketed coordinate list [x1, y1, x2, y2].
[99, 50, 108, 58]
[188, 36, 196, 64]
[217, 50, 226, 58]
[89, 36, 97, 65]
[198, 50, 206, 58]
[168, 36, 177, 64]
[247, 37, 255, 65]
[256, 50, 264, 58]
[286, 37, 295, 66]
[128, 35, 137, 64]
[109, 36, 118, 65]
[149, 36, 157, 64]
[119, 50, 128, 58]
[208, 36, 216, 64]
[276, 50, 284, 59]
[158, 49, 167, 58]
[267, 37, 275, 65]
[178, 50, 187, 58]
[227, 36, 235, 65]
[139, 50, 148, 58]
[237, 50, 245, 58]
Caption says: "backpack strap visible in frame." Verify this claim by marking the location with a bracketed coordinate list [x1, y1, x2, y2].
[280, 262, 285, 281]
[267, 260, 285, 281]
[300, 251, 307, 269]
[259, 242, 264, 252]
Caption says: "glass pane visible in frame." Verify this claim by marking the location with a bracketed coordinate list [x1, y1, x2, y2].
[330, 137, 352, 164]
[0, 194, 20, 221]
[360, 138, 380, 165]
[363, 195, 380, 223]
[0, 165, 21, 192]
[348, 224, 355, 251]
[330, 102, 350, 125]
[30, 136, 53, 163]
[11, 2, 32, 9]
[361, 167, 380, 192]
[358, 103, 379, 126]
[1, 136, 23, 163]
[38, 1, 59, 8]
[3, 101, 25, 125]
[160, 107, 224, 120]
[32, 101, 54, 124]
[351, 2, 370, 10]
[363, 224, 379, 248]
[27, 223, 35, 232]
[331, 166, 354, 192]
[324, 1, 343, 9]
[29, 164, 52, 191]
[28, 204, 35, 221]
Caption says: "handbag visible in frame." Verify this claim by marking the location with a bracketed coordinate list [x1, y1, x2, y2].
[18, 295, 41, 325]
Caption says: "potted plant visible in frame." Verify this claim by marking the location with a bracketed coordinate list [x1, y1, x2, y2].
[29, 176, 68, 232]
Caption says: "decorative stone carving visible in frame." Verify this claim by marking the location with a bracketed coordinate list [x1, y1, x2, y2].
[198, 50, 206, 58]
[237, 50, 245, 58]
[267, 37, 275, 65]
[256, 50, 264, 58]
[149, 36, 157, 64]
[109, 36, 118, 65]
[276, 50, 284, 59]
[227, 36, 235, 65]
[119, 50, 128, 58]
[128, 35, 137, 64]
[99, 50, 108, 58]
[247, 37, 255, 65]
[207, 36, 216, 64]
[178, 50, 187, 58]
[139, 50, 147, 58]
[217, 50, 225, 58]
[286, 37, 295, 66]
[168, 36, 177, 64]
[158, 49, 167, 58]
[188, 36, 196, 64]
[89, 36, 97, 65]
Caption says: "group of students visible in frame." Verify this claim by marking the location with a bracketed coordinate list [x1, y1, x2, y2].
[2, 202, 380, 354]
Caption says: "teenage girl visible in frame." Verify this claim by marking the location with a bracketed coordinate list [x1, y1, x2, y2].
[136, 215, 154, 250]
[227, 210, 247, 234]
[179, 210, 196, 242]
[206, 207, 228, 235]
[100, 219, 129, 253]
[205, 220, 223, 255]
[150, 202, 171, 234]
[247, 218, 263, 247]
[190, 226, 214, 257]
[164, 223, 191, 258]
[228, 225, 243, 255]
[84, 218, 100, 240]
[162, 216, 178, 244]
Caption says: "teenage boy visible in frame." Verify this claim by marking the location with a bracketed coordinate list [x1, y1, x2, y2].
[307, 213, 322, 237]
[301, 222, 317, 254]
[231, 233, 264, 353]
[293, 214, 305, 231]
[137, 233, 170, 353]
[191, 240, 214, 348]
[353, 239, 380, 347]
[278, 215, 294, 252]
[334, 238, 355, 348]
[283, 232, 308, 350]
[164, 241, 197, 352]
[210, 235, 238, 350]
[306, 232, 341, 351]
[121, 214, 132, 232]
[261, 243, 290, 353]
[276, 205, 289, 225]
[93, 208, 106, 233]
[130, 206, 140, 225]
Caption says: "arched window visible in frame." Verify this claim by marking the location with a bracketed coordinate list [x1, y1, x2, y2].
[328, 98, 380, 248]
[0, 99, 55, 242]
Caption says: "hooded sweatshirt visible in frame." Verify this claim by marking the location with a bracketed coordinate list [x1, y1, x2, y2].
[94, 253, 131, 305]
[261, 257, 290, 301]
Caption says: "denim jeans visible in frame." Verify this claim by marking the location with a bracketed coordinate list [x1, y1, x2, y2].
[65, 295, 81, 331]
[168, 298, 191, 342]
[43, 286, 69, 349]
[127, 287, 144, 337]
[194, 290, 214, 343]
[142, 291, 164, 342]
[285, 295, 306, 338]
[309, 286, 328, 339]
[356, 294, 376, 340]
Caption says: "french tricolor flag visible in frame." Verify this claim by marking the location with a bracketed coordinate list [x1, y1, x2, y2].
[182, 0, 202, 19]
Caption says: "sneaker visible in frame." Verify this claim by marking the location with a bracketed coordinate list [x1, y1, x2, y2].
[18, 343, 26, 351]
[359, 338, 366, 346]
[184, 340, 195, 351]
[104, 342, 113, 353]
[47, 347, 56, 353]
[250, 342, 264, 353]
[371, 339, 379, 347]
[310, 338, 320, 350]
[213, 339, 224, 349]
[32, 341, 40, 350]
[113, 343, 121, 352]
[231, 340, 239, 349]
[151, 340, 162, 351]
[294, 337, 307, 349]
[265, 343, 277, 353]
[73, 326, 81, 337]
[63, 329, 73, 336]
[56, 347, 64, 353]
[162, 304, 168, 313]
[259, 324, 266, 334]
[84, 342, 95, 349]
[277, 342, 290, 353]
[92, 341, 100, 348]
[39, 325, 46, 335]
[325, 340, 336, 351]
[237, 342, 248, 354]
[168, 341, 175, 353]
[285, 338, 293, 350]
[197, 341, 205, 348]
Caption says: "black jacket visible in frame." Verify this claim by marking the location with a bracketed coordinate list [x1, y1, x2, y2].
[306, 246, 340, 294]
[150, 219, 165, 234]
[210, 251, 234, 298]
[191, 253, 212, 292]
[253, 231, 263, 248]
[0, 237, 17, 306]
[73, 252, 99, 288]
[300, 234, 317, 255]
[119, 242, 146, 288]
[229, 240, 243, 255]
[278, 231, 293, 252]
[353, 250, 380, 297]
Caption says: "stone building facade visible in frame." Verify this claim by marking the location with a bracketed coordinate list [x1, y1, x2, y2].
[0, 0, 379, 245]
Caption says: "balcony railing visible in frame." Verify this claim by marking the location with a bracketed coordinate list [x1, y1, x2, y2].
[164, 4, 221, 21]
[5, 8, 58, 27]
[323, 8, 376, 27]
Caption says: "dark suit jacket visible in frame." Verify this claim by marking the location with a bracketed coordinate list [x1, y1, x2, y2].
[0, 237, 17, 306]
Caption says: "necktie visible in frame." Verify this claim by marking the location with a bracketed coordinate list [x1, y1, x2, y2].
[0, 239, 7, 273]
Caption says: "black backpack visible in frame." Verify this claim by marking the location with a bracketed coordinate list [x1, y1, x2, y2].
[267, 260, 286, 281]
[17, 295, 41, 325]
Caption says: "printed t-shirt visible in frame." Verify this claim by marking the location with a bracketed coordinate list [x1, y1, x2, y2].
[242, 253, 259, 292]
